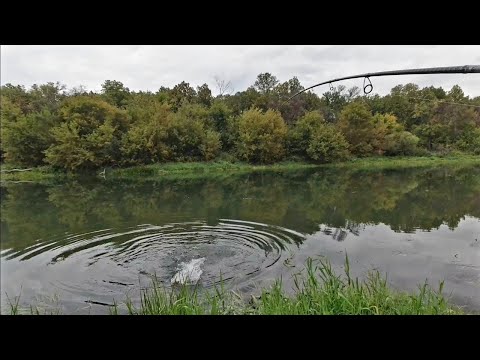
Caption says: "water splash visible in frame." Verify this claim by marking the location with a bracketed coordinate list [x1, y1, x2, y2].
[171, 258, 206, 285]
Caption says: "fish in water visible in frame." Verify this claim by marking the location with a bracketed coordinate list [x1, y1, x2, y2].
[171, 257, 206, 285]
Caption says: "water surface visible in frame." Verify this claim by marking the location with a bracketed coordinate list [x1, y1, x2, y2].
[1, 165, 479, 313]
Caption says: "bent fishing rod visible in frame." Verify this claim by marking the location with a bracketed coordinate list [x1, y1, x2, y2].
[288, 65, 480, 100]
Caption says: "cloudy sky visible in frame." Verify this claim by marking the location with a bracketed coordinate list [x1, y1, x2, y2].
[2, 45, 479, 96]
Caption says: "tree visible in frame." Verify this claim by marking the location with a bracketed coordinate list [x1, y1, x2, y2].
[1, 84, 32, 114]
[236, 108, 288, 163]
[156, 86, 171, 103]
[29, 82, 67, 112]
[1, 97, 26, 162]
[1, 109, 57, 166]
[214, 76, 234, 96]
[448, 85, 466, 102]
[126, 92, 168, 125]
[200, 130, 221, 161]
[67, 85, 88, 97]
[381, 83, 420, 129]
[323, 85, 348, 119]
[175, 102, 211, 125]
[456, 127, 480, 154]
[288, 110, 326, 155]
[423, 85, 446, 100]
[196, 84, 213, 107]
[224, 87, 260, 115]
[254, 73, 279, 94]
[431, 103, 477, 143]
[371, 113, 404, 154]
[287, 77, 303, 95]
[101, 80, 131, 108]
[414, 123, 449, 151]
[346, 86, 361, 101]
[274, 77, 319, 125]
[169, 81, 197, 110]
[0, 96, 23, 123]
[209, 99, 234, 149]
[338, 102, 375, 156]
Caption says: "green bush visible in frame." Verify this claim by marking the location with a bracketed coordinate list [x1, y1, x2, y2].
[209, 100, 234, 150]
[384, 131, 421, 156]
[414, 123, 451, 151]
[121, 103, 173, 164]
[288, 110, 324, 155]
[370, 113, 420, 156]
[289, 111, 350, 163]
[122, 103, 222, 163]
[1, 110, 57, 166]
[1, 97, 58, 166]
[45, 97, 129, 171]
[338, 102, 375, 156]
[307, 126, 350, 163]
[236, 108, 288, 164]
[165, 113, 207, 161]
[456, 127, 480, 155]
[200, 130, 222, 161]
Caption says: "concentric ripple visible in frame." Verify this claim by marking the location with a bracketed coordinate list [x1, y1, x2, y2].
[1, 219, 305, 312]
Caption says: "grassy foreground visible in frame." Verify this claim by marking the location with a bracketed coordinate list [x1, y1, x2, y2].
[6, 257, 465, 315]
[2, 155, 480, 182]
[116, 257, 462, 315]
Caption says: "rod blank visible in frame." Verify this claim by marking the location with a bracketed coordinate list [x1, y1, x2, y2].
[288, 65, 480, 100]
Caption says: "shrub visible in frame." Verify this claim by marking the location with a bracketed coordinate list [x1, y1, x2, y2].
[236, 108, 288, 164]
[45, 97, 129, 171]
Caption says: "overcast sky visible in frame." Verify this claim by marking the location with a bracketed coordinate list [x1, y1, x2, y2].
[2, 45, 479, 97]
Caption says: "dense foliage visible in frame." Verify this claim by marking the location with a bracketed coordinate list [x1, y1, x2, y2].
[1, 76, 478, 170]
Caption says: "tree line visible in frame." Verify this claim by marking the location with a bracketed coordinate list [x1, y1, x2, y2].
[1, 73, 479, 171]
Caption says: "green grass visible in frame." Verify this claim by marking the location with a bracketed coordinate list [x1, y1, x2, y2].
[5, 293, 21, 315]
[2, 155, 479, 183]
[325, 154, 480, 172]
[110, 161, 320, 181]
[5, 257, 466, 315]
[121, 257, 463, 315]
[0, 165, 65, 182]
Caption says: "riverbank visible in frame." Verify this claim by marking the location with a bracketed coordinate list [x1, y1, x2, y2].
[1, 155, 480, 183]
[8, 258, 464, 315]
[122, 258, 464, 315]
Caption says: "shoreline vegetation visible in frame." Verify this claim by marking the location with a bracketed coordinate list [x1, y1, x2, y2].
[2, 155, 480, 183]
[2, 78, 479, 180]
[7, 257, 465, 315]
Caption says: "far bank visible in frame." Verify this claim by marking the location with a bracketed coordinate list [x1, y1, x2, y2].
[1, 155, 480, 183]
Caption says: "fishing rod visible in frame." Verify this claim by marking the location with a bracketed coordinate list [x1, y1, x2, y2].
[288, 65, 480, 101]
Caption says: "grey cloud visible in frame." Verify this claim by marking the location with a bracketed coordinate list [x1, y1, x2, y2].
[1, 45, 479, 96]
